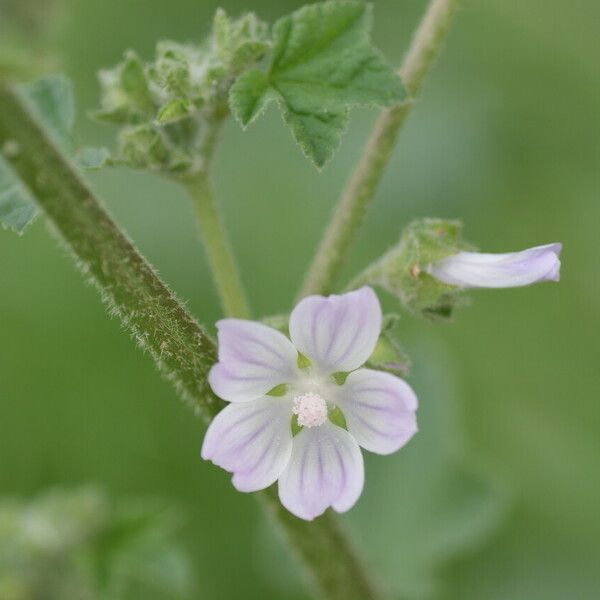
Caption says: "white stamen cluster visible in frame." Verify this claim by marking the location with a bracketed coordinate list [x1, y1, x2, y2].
[292, 392, 328, 428]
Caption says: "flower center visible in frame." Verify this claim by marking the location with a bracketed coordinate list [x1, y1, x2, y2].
[292, 392, 328, 428]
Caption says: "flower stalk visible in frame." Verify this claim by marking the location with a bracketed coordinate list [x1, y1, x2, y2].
[183, 171, 251, 318]
[298, 0, 461, 299]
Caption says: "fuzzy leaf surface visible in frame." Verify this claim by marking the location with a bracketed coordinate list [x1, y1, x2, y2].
[230, 0, 405, 167]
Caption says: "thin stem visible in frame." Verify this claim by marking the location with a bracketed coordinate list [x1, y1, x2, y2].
[298, 0, 460, 299]
[184, 172, 251, 318]
[0, 83, 383, 600]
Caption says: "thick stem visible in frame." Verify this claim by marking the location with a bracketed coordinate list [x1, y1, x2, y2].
[260, 486, 385, 600]
[184, 173, 251, 319]
[0, 84, 221, 420]
[0, 83, 383, 600]
[298, 0, 460, 298]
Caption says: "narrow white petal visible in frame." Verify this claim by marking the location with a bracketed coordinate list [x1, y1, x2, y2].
[289, 287, 382, 374]
[201, 397, 294, 492]
[336, 369, 418, 455]
[208, 319, 299, 402]
[278, 422, 364, 520]
[428, 243, 562, 289]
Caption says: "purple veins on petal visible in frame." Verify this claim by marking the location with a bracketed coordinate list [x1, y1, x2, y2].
[288, 286, 382, 373]
[428, 243, 562, 289]
[208, 319, 298, 402]
[202, 287, 420, 520]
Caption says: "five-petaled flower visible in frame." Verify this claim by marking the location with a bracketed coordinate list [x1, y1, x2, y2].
[428, 243, 562, 288]
[201, 287, 418, 520]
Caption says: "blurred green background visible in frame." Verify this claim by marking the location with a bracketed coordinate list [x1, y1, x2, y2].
[1, 0, 599, 598]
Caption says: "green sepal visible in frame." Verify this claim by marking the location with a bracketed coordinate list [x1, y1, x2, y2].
[328, 405, 348, 429]
[359, 219, 474, 320]
[267, 383, 288, 397]
[366, 314, 411, 377]
[297, 353, 312, 370]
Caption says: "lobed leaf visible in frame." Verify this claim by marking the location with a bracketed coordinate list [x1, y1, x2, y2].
[229, 0, 405, 168]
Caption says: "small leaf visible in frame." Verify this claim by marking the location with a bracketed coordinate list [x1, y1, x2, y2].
[118, 124, 171, 170]
[229, 0, 405, 168]
[0, 156, 38, 233]
[282, 106, 349, 168]
[21, 75, 75, 153]
[229, 69, 274, 126]
[155, 97, 192, 124]
[120, 51, 154, 115]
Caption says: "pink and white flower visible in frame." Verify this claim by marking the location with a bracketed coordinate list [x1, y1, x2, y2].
[201, 287, 418, 521]
[428, 243, 562, 288]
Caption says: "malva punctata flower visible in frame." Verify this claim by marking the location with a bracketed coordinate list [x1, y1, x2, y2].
[201, 287, 418, 520]
[428, 243, 562, 289]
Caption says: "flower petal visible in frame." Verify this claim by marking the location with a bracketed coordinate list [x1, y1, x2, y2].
[278, 422, 364, 520]
[336, 368, 418, 455]
[428, 243, 562, 288]
[201, 396, 294, 492]
[209, 319, 299, 402]
[289, 287, 382, 374]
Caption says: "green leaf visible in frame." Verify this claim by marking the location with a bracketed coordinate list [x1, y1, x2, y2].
[282, 106, 349, 168]
[21, 75, 75, 153]
[120, 51, 154, 115]
[229, 0, 405, 168]
[0, 155, 38, 233]
[155, 97, 192, 124]
[229, 69, 274, 127]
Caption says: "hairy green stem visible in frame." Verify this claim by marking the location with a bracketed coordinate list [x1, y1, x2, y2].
[0, 83, 382, 600]
[298, 0, 460, 298]
[184, 172, 251, 318]
[0, 83, 221, 420]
